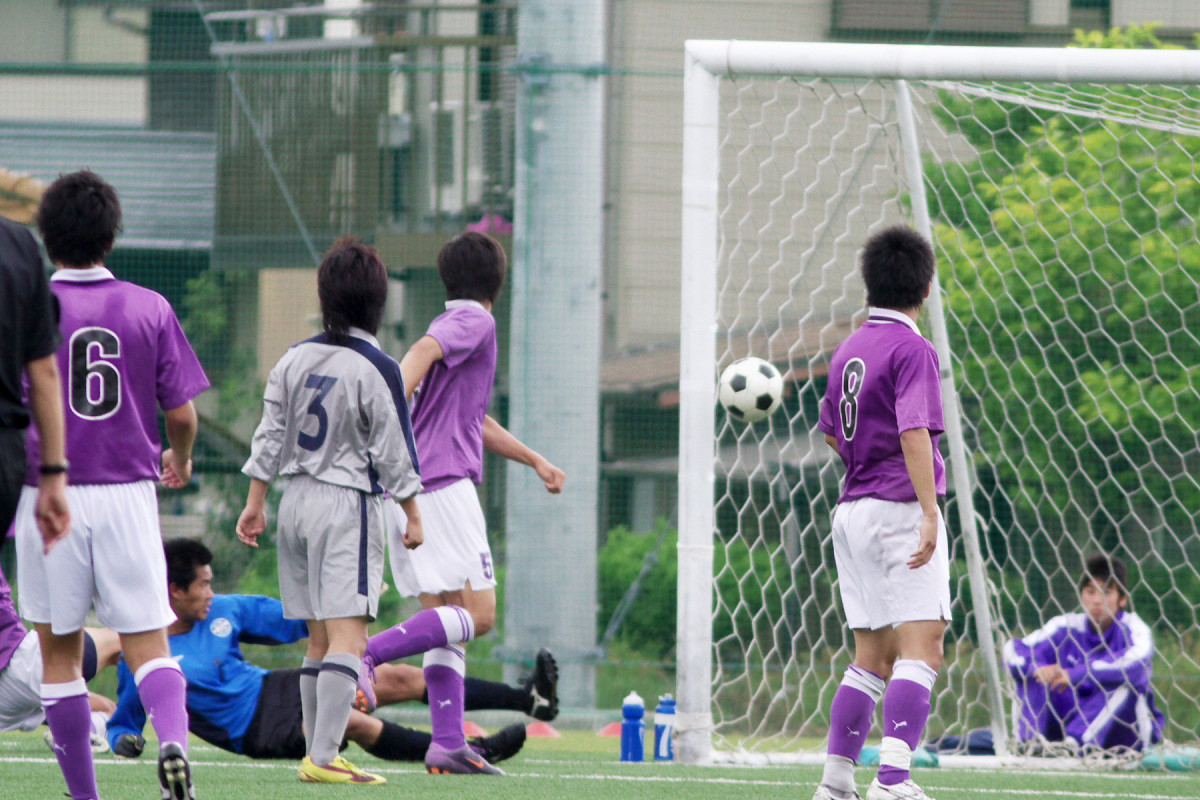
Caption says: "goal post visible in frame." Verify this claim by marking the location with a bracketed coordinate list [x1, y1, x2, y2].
[679, 39, 1200, 767]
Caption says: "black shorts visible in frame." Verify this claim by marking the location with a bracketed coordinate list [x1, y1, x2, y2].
[0, 429, 24, 538]
[242, 669, 306, 760]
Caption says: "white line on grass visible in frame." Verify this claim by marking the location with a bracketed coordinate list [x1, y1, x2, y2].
[521, 758, 1193, 783]
[3, 755, 1194, 798]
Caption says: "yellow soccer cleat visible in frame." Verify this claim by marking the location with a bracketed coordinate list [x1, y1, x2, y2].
[298, 755, 387, 785]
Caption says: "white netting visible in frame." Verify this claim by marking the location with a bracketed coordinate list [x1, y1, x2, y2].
[700, 69, 1200, 762]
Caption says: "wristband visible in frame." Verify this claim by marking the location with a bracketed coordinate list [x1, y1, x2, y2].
[39, 462, 69, 476]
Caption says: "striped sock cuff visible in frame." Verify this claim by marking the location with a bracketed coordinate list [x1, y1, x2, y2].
[423, 645, 466, 676]
[435, 605, 476, 644]
[892, 659, 937, 691]
[41, 678, 88, 703]
[844, 664, 886, 702]
[133, 657, 183, 686]
[320, 652, 362, 683]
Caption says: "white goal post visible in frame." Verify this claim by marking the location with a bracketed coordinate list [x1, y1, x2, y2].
[678, 41, 1200, 767]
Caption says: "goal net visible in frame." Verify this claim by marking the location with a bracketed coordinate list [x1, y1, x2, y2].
[677, 40, 1200, 767]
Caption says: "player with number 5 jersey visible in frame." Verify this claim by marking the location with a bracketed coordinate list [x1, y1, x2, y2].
[17, 170, 208, 800]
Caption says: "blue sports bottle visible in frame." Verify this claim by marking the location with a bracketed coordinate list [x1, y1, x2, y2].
[653, 694, 675, 761]
[620, 690, 645, 762]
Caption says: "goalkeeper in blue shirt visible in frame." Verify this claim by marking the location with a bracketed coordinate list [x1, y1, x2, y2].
[106, 539, 556, 764]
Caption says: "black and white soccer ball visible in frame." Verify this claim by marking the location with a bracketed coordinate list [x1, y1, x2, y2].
[718, 357, 784, 424]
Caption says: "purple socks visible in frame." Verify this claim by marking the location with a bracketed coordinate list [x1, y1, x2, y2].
[136, 659, 190, 752]
[828, 665, 884, 760]
[822, 665, 885, 795]
[43, 681, 99, 800]
[425, 645, 467, 750]
[877, 659, 936, 786]
[365, 606, 474, 665]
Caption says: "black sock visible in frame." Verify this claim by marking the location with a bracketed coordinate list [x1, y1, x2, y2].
[463, 677, 530, 713]
[364, 721, 431, 762]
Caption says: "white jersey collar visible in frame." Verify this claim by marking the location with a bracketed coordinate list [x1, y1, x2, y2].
[445, 299, 486, 311]
[347, 327, 381, 348]
[51, 265, 114, 283]
[867, 306, 921, 335]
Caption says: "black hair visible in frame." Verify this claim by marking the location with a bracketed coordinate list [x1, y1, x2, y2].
[860, 225, 935, 310]
[165, 537, 213, 592]
[36, 170, 123, 268]
[1081, 553, 1129, 599]
[317, 236, 388, 343]
[437, 231, 506, 303]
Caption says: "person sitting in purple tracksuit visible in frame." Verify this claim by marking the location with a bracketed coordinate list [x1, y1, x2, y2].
[1004, 553, 1165, 753]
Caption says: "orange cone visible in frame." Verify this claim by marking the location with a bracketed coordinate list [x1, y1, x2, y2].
[526, 721, 561, 738]
[463, 720, 488, 737]
[597, 721, 622, 737]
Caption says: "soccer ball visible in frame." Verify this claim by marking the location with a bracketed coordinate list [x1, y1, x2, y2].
[718, 357, 784, 424]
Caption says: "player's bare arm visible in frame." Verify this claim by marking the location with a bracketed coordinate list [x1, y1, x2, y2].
[236, 477, 270, 548]
[399, 335, 444, 400]
[397, 495, 423, 549]
[161, 400, 198, 488]
[899, 426, 939, 569]
[482, 414, 565, 493]
[823, 433, 841, 458]
[26, 352, 71, 550]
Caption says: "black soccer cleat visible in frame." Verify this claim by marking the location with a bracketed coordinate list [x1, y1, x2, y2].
[469, 722, 527, 764]
[522, 647, 559, 722]
[157, 741, 195, 800]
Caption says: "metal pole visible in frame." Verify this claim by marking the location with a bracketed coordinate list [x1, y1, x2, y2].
[893, 79, 1009, 759]
[503, 0, 606, 709]
[674, 42, 721, 766]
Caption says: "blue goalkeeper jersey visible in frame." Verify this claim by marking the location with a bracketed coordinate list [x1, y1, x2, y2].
[107, 594, 308, 754]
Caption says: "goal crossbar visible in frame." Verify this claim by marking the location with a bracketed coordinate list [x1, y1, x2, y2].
[685, 40, 1200, 84]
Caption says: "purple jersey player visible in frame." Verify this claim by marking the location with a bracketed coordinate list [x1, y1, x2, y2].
[17, 171, 208, 800]
[364, 231, 564, 775]
[814, 226, 950, 800]
[1005, 554, 1164, 753]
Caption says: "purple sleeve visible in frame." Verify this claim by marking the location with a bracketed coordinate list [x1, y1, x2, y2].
[818, 383, 837, 436]
[427, 311, 490, 369]
[893, 341, 944, 435]
[155, 303, 210, 410]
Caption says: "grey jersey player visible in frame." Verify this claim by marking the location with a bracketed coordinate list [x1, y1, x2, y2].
[237, 237, 423, 786]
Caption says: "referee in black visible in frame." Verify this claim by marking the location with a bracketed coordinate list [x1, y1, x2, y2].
[0, 213, 70, 554]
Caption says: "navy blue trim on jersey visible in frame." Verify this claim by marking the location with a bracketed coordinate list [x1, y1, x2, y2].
[304, 332, 422, 481]
[366, 456, 383, 495]
[358, 491, 369, 596]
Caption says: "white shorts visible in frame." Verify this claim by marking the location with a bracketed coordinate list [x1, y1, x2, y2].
[276, 476, 385, 622]
[389, 478, 497, 597]
[15, 482, 175, 635]
[832, 496, 952, 630]
[0, 631, 44, 732]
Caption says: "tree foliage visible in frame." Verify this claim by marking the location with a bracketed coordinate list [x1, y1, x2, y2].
[928, 26, 1200, 558]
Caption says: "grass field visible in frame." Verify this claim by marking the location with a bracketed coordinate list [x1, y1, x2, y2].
[5, 726, 1200, 800]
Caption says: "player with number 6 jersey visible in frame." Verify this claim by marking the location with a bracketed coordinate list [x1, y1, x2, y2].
[16, 170, 208, 800]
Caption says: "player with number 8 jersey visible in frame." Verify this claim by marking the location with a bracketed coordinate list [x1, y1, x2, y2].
[17, 170, 209, 800]
[813, 226, 950, 800]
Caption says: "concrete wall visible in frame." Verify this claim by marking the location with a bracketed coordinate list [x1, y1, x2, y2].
[606, 0, 834, 355]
